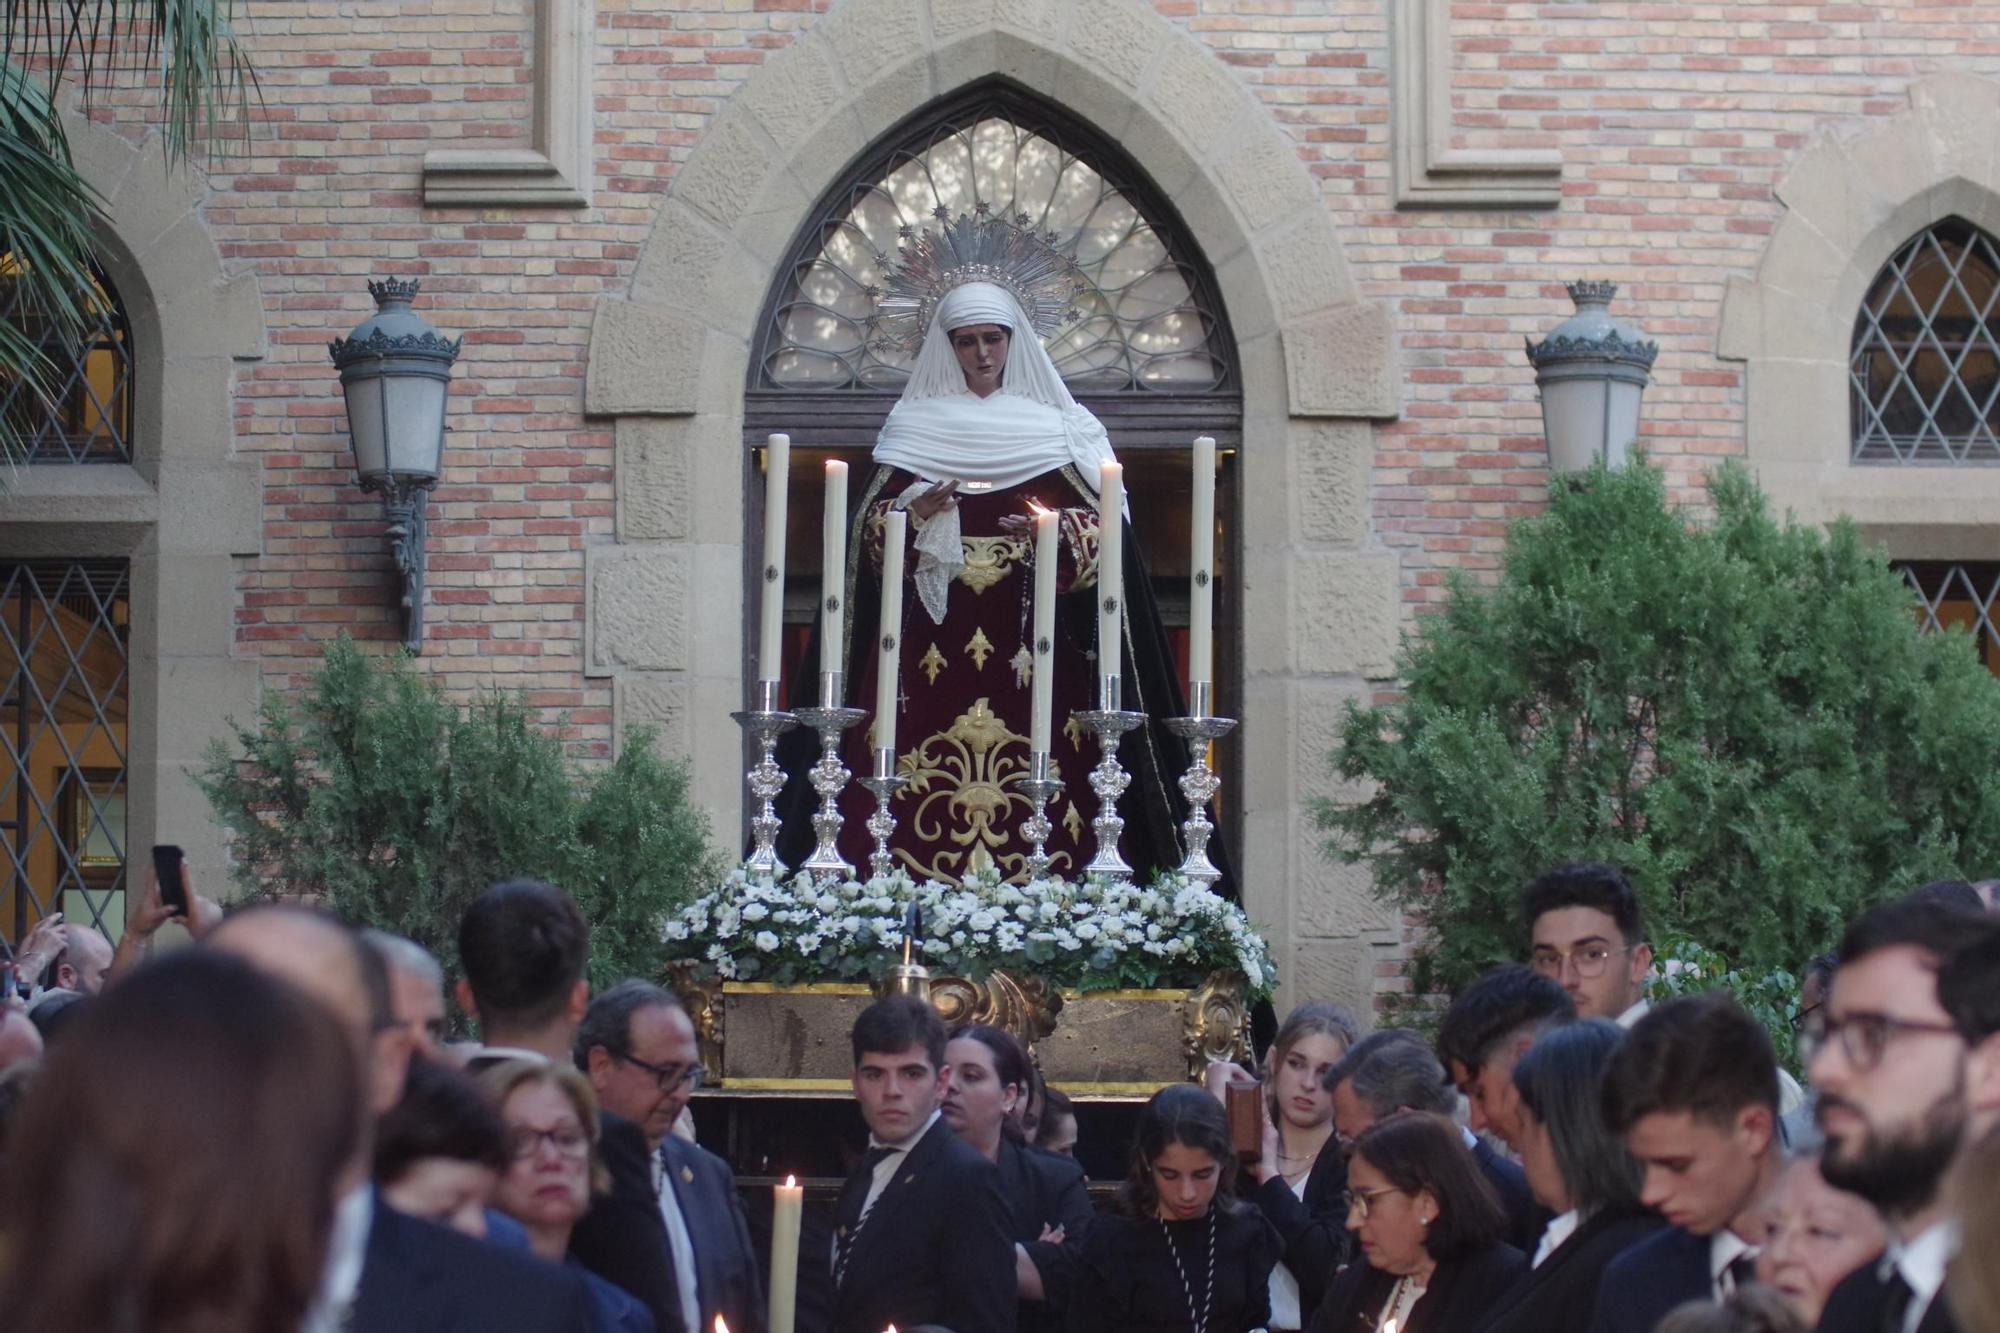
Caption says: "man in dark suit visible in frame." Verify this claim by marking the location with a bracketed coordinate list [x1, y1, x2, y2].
[829, 994, 1015, 1333]
[1810, 898, 1997, 1333]
[1585, 994, 1784, 1333]
[579, 980, 765, 1333]
[1435, 967, 1574, 1252]
[208, 906, 596, 1333]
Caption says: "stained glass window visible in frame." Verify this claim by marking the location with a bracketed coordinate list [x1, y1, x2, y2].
[755, 92, 1232, 396]
[1851, 218, 2000, 464]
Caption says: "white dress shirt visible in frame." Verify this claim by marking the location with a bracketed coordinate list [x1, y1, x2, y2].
[1886, 1219, 1960, 1333]
[831, 1108, 942, 1268]
[1532, 1208, 1580, 1269]
[1616, 997, 1651, 1029]
[304, 1184, 375, 1333]
[1709, 1228, 1758, 1300]
[652, 1148, 705, 1333]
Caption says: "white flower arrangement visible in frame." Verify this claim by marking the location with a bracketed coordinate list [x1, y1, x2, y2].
[663, 866, 1278, 1000]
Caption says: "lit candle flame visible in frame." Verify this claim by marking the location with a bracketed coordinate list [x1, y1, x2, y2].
[784, 1173, 797, 1187]
[1026, 500, 1052, 517]
[715, 1319, 730, 1333]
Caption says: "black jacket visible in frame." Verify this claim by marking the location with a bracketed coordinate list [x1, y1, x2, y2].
[1068, 1204, 1283, 1333]
[1816, 1259, 1959, 1333]
[1309, 1242, 1526, 1333]
[829, 1115, 1017, 1333]
[570, 1111, 683, 1333]
[1583, 1226, 1715, 1333]
[1471, 1137, 1547, 1258]
[1470, 1204, 1665, 1333]
[660, 1132, 767, 1333]
[995, 1136, 1095, 1333]
[1249, 1144, 1353, 1323]
[353, 1196, 596, 1333]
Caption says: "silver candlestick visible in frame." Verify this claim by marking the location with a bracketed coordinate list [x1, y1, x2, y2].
[731, 678, 798, 878]
[858, 747, 909, 881]
[1072, 673, 1145, 878]
[794, 671, 867, 884]
[1012, 750, 1064, 880]
[1165, 682, 1236, 887]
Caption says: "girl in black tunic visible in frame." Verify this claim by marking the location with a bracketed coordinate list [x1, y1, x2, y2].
[1069, 1084, 1282, 1333]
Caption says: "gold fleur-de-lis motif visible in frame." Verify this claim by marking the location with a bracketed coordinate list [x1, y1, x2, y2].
[964, 626, 994, 670]
[918, 643, 946, 685]
[893, 698, 1070, 884]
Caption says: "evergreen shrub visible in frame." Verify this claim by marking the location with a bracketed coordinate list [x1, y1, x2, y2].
[196, 636, 720, 993]
[1321, 461, 2000, 1011]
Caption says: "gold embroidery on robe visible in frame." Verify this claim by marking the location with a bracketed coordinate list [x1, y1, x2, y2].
[964, 627, 994, 671]
[1010, 645, 1033, 688]
[958, 534, 1029, 594]
[918, 643, 947, 685]
[894, 697, 1072, 884]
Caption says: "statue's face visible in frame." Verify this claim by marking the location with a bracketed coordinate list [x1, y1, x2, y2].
[950, 323, 1011, 397]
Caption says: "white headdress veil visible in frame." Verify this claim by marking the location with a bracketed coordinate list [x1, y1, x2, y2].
[873, 281, 1119, 622]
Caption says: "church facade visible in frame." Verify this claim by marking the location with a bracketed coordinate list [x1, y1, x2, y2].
[6, 0, 2000, 1016]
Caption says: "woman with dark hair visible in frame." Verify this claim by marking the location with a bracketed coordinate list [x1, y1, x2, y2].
[0, 950, 366, 1333]
[480, 1060, 656, 1333]
[1471, 1020, 1663, 1333]
[1069, 1083, 1282, 1333]
[1307, 1111, 1525, 1333]
[1035, 1085, 1079, 1158]
[944, 1024, 1094, 1333]
[374, 1055, 513, 1241]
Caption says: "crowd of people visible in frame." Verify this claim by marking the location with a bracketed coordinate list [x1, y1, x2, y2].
[0, 862, 1995, 1333]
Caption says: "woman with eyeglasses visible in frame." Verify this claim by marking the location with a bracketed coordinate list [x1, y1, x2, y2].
[481, 1060, 657, 1333]
[1306, 1111, 1525, 1333]
[1471, 1021, 1664, 1333]
[1752, 1153, 1884, 1329]
[1069, 1083, 1282, 1333]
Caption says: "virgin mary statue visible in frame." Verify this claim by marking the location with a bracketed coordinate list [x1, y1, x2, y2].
[777, 208, 1227, 893]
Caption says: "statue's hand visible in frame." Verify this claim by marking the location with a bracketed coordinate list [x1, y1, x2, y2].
[996, 512, 1033, 535]
[908, 479, 959, 522]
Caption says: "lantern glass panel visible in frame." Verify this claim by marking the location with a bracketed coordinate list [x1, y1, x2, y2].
[342, 374, 389, 479]
[382, 373, 448, 477]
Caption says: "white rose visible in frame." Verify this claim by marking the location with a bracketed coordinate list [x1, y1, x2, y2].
[755, 931, 780, 952]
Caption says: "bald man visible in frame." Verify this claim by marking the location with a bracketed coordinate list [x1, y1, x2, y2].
[14, 915, 114, 998]
[209, 906, 594, 1333]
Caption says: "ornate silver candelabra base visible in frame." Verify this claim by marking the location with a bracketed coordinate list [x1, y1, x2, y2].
[859, 748, 909, 881]
[794, 697, 867, 884]
[731, 682, 799, 878]
[1072, 708, 1145, 878]
[1164, 712, 1237, 887]
[1012, 751, 1064, 881]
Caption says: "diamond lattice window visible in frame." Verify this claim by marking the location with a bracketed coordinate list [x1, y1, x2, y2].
[1851, 218, 2000, 464]
[0, 252, 134, 463]
[757, 95, 1231, 395]
[2, 560, 130, 944]
[1899, 561, 2000, 676]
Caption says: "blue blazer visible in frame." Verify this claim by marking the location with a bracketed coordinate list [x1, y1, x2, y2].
[1816, 1260, 1959, 1333]
[353, 1197, 597, 1333]
[1583, 1226, 1714, 1333]
[659, 1132, 768, 1333]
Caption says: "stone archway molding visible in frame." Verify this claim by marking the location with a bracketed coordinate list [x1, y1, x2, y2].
[584, 0, 1405, 1016]
[1718, 73, 2000, 553]
[0, 109, 267, 906]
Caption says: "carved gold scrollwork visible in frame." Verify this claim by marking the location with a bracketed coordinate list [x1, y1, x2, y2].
[667, 960, 725, 1076]
[924, 968, 1065, 1055]
[1181, 970, 1252, 1081]
[959, 534, 1029, 594]
[895, 698, 1072, 884]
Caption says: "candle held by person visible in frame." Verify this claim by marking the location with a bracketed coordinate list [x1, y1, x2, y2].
[758, 434, 790, 686]
[821, 458, 849, 700]
[768, 1174, 803, 1333]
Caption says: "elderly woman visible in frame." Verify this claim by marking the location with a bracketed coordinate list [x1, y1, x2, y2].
[1308, 1111, 1525, 1333]
[1753, 1153, 1885, 1329]
[1473, 1020, 1664, 1333]
[480, 1060, 655, 1333]
[777, 217, 1209, 888]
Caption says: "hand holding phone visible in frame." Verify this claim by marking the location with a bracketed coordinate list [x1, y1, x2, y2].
[151, 844, 189, 918]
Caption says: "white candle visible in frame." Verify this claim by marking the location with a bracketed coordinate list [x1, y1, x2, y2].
[1189, 436, 1216, 698]
[758, 434, 790, 685]
[1096, 462, 1123, 697]
[768, 1176, 802, 1333]
[875, 509, 906, 758]
[1030, 506, 1059, 753]
[821, 459, 848, 698]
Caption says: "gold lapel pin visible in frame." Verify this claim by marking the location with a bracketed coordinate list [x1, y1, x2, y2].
[680, 1166, 694, 1184]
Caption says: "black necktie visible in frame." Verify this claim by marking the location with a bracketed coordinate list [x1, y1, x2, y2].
[1879, 1270, 1915, 1333]
[1727, 1253, 1759, 1293]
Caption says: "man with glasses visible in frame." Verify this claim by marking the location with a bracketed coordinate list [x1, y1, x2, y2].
[1809, 894, 1986, 1333]
[1523, 862, 1654, 1026]
[576, 979, 763, 1333]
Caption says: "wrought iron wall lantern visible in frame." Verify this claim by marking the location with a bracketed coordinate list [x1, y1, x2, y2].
[1524, 280, 1659, 474]
[328, 278, 461, 652]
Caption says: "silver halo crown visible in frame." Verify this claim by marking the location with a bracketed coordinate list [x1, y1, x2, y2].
[867, 201, 1086, 354]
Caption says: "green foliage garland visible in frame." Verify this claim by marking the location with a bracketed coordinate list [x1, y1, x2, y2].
[196, 635, 721, 994]
[1321, 461, 2000, 1005]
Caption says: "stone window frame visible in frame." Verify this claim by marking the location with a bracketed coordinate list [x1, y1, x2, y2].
[0, 112, 266, 903]
[420, 0, 594, 209]
[1719, 74, 2000, 560]
[1389, 0, 1561, 210]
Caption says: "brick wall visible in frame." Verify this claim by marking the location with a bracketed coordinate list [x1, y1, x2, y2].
[75, 0, 2000, 750]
